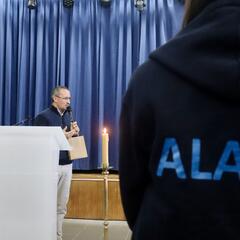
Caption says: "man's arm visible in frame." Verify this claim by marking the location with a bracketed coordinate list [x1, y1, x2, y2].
[34, 114, 50, 126]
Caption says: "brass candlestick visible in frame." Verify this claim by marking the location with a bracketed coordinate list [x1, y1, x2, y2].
[102, 167, 111, 240]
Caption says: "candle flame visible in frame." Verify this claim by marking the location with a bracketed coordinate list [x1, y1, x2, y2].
[103, 128, 107, 134]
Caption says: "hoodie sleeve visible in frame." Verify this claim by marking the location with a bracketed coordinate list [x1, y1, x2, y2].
[119, 76, 153, 230]
[119, 92, 139, 230]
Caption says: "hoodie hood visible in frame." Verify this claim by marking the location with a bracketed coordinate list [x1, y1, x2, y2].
[150, 0, 240, 101]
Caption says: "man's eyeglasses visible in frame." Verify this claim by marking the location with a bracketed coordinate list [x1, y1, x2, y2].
[55, 95, 71, 100]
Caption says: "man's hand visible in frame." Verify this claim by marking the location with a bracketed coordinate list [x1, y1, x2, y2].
[63, 126, 76, 139]
[71, 121, 80, 136]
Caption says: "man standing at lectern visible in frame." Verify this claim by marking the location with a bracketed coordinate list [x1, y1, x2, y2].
[34, 86, 79, 240]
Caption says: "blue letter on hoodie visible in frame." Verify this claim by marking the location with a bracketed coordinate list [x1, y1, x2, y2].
[213, 141, 240, 180]
[156, 138, 186, 179]
[191, 138, 212, 180]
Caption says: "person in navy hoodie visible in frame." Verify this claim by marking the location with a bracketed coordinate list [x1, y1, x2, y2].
[119, 0, 240, 239]
[34, 86, 79, 240]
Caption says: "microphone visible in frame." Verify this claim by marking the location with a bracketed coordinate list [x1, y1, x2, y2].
[13, 116, 33, 126]
[67, 106, 74, 122]
[67, 106, 80, 135]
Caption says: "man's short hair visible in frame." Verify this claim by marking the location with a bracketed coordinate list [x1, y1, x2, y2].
[51, 86, 69, 101]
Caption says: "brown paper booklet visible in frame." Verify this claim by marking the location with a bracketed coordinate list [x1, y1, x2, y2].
[68, 136, 88, 160]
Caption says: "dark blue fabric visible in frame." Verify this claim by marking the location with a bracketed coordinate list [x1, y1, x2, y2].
[119, 1, 240, 238]
[0, 0, 183, 170]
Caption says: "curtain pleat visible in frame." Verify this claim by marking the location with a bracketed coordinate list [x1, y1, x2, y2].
[0, 0, 183, 170]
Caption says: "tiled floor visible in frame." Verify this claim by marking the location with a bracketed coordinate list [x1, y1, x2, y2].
[63, 219, 132, 240]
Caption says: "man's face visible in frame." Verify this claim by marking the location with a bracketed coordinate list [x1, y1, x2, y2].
[53, 89, 71, 111]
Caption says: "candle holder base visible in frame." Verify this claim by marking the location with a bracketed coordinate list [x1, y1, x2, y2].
[98, 166, 113, 173]
[103, 220, 109, 240]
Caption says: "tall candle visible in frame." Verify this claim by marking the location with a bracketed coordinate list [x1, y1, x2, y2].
[102, 128, 109, 169]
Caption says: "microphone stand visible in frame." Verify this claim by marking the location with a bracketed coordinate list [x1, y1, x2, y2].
[13, 116, 33, 126]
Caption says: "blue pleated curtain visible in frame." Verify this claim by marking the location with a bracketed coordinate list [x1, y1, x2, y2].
[0, 0, 183, 170]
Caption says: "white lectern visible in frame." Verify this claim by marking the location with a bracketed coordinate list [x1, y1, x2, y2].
[0, 126, 70, 240]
